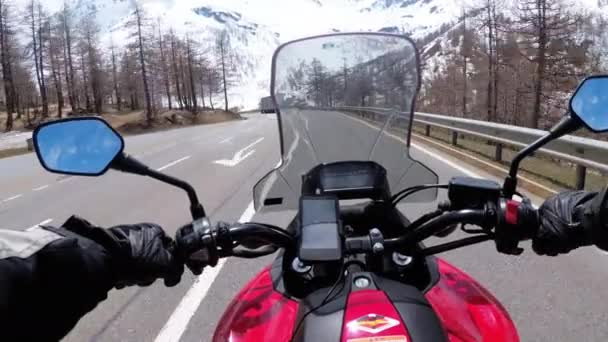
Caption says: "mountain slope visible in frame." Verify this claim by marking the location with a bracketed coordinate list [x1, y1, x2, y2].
[49, 0, 608, 109]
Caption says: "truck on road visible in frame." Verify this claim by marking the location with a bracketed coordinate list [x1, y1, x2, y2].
[259, 96, 275, 114]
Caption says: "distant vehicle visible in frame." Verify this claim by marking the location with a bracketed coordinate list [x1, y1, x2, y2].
[259, 96, 275, 114]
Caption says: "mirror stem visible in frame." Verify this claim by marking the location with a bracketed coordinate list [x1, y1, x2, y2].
[111, 154, 207, 219]
[503, 115, 581, 197]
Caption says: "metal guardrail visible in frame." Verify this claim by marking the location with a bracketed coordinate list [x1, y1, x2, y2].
[336, 106, 608, 190]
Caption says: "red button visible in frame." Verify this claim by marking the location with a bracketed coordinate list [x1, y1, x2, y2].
[506, 200, 519, 225]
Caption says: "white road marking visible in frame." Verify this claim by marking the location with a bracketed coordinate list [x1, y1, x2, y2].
[411, 143, 479, 178]
[25, 218, 53, 231]
[238, 201, 256, 223]
[3, 194, 23, 202]
[58, 176, 73, 183]
[214, 150, 256, 167]
[154, 201, 256, 342]
[214, 137, 264, 167]
[33, 185, 49, 191]
[157, 156, 191, 171]
[240, 137, 265, 151]
[220, 136, 233, 144]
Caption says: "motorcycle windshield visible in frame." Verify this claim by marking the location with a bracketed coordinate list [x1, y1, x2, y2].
[254, 33, 438, 213]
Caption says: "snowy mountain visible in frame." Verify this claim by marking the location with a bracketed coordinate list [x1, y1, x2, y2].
[41, 0, 608, 109]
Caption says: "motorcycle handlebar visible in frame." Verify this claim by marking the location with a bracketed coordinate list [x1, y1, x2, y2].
[176, 198, 539, 266]
[384, 209, 491, 248]
[229, 223, 296, 249]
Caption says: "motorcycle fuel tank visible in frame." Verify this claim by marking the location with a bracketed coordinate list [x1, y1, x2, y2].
[213, 258, 518, 342]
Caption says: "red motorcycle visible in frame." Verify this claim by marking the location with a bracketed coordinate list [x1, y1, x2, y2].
[32, 33, 608, 342]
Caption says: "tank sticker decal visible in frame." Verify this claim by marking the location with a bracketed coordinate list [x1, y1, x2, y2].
[347, 335, 408, 342]
[346, 314, 401, 334]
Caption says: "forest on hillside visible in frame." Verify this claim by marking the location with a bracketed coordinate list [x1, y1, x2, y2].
[0, 0, 241, 132]
[0, 0, 606, 132]
[417, 0, 608, 130]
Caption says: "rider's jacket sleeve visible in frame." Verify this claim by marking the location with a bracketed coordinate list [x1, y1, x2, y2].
[0, 226, 114, 341]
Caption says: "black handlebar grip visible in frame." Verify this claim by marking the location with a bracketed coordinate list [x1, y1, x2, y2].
[517, 199, 539, 240]
[577, 187, 608, 250]
[495, 198, 538, 255]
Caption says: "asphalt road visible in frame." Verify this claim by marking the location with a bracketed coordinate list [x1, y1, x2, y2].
[1, 112, 608, 341]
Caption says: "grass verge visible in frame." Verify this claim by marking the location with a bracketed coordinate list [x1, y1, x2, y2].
[0, 147, 30, 159]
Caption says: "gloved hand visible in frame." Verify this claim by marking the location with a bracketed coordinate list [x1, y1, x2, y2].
[63, 216, 184, 288]
[533, 191, 596, 256]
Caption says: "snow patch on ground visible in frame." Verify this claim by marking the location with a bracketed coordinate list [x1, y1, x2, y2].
[0, 132, 32, 150]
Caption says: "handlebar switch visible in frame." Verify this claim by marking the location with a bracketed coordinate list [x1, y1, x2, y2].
[176, 217, 219, 271]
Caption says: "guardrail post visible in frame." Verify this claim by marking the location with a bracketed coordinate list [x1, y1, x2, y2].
[451, 131, 458, 146]
[26, 138, 34, 151]
[576, 165, 587, 190]
[425, 125, 430, 136]
[495, 143, 503, 162]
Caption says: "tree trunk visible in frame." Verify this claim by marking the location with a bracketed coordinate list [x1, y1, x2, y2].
[491, 2, 499, 123]
[207, 73, 214, 110]
[50, 48, 63, 118]
[48, 21, 63, 117]
[136, 6, 153, 126]
[14, 93, 21, 120]
[80, 51, 91, 113]
[86, 31, 102, 114]
[25, 99, 31, 126]
[111, 44, 121, 111]
[170, 32, 183, 110]
[78, 49, 91, 112]
[485, 1, 494, 122]
[62, 6, 76, 112]
[531, 1, 547, 129]
[186, 37, 197, 114]
[178, 53, 189, 110]
[199, 62, 206, 109]
[37, 5, 48, 117]
[1, 1, 15, 131]
[461, 6, 467, 118]
[30, 2, 42, 114]
[220, 42, 229, 112]
[158, 26, 172, 110]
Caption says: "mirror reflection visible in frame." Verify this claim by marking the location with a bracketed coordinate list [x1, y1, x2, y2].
[571, 76, 608, 132]
[34, 119, 123, 175]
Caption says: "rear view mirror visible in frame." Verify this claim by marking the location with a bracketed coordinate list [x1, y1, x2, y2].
[33, 117, 124, 176]
[570, 75, 608, 133]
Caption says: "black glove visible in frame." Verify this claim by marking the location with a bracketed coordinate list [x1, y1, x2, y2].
[533, 191, 596, 256]
[63, 216, 184, 288]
